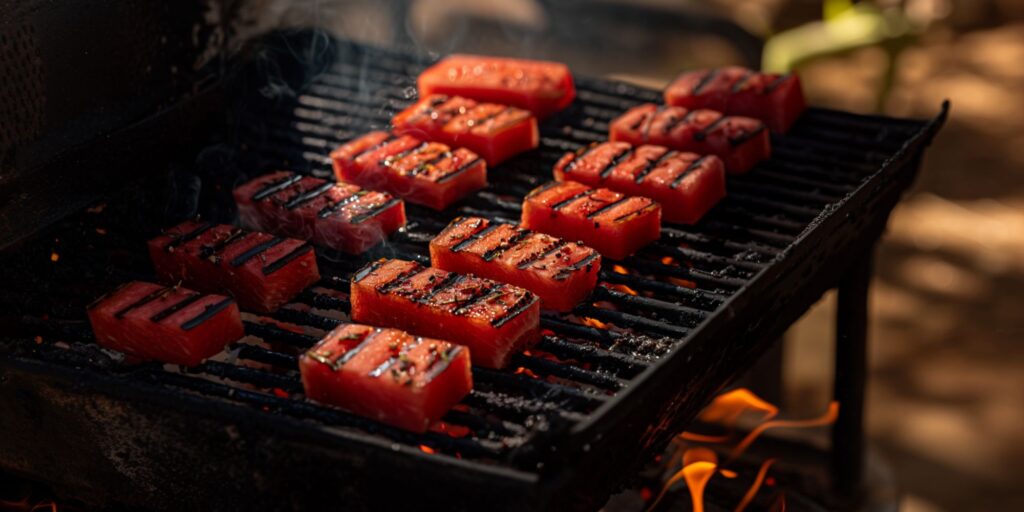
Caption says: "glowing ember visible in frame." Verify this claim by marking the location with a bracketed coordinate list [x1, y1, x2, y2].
[667, 277, 697, 289]
[419, 444, 436, 454]
[612, 264, 630, 275]
[660, 256, 676, 266]
[580, 317, 608, 329]
[49, 252, 59, 263]
[513, 367, 539, 379]
[606, 283, 639, 296]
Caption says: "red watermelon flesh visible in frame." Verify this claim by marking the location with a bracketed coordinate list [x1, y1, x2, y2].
[349, 259, 540, 369]
[233, 171, 406, 254]
[664, 67, 806, 133]
[521, 181, 661, 261]
[148, 220, 320, 313]
[553, 141, 726, 225]
[430, 216, 600, 312]
[87, 281, 243, 366]
[330, 131, 487, 211]
[300, 323, 473, 433]
[609, 103, 769, 174]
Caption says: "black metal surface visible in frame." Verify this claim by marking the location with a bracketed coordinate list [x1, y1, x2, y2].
[0, 33, 947, 511]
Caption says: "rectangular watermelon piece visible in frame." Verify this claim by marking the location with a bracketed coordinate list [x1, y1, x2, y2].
[391, 94, 539, 166]
[608, 103, 770, 174]
[553, 141, 726, 225]
[430, 216, 600, 312]
[148, 220, 320, 313]
[299, 323, 473, 433]
[350, 259, 540, 369]
[521, 181, 661, 261]
[664, 67, 806, 133]
[87, 281, 244, 366]
[233, 171, 406, 254]
[417, 54, 576, 119]
[330, 131, 487, 211]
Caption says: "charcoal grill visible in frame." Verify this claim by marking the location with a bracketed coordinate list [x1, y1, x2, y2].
[0, 29, 946, 511]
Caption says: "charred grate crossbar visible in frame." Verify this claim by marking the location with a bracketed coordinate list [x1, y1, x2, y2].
[0, 34, 944, 501]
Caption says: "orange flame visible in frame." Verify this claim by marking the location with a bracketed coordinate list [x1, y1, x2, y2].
[514, 367, 539, 379]
[667, 277, 697, 289]
[729, 402, 839, 460]
[419, 444, 436, 454]
[612, 264, 630, 275]
[607, 283, 639, 296]
[580, 317, 608, 329]
[660, 256, 676, 266]
[734, 458, 777, 512]
[699, 388, 779, 428]
[648, 447, 718, 512]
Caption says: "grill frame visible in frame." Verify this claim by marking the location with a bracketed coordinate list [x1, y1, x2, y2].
[0, 31, 947, 511]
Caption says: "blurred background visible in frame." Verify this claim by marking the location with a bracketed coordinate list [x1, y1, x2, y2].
[256, 0, 1022, 509]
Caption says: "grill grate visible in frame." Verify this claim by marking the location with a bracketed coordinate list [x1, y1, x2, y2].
[0, 34, 946, 510]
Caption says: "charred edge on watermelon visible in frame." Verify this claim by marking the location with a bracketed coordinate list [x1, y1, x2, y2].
[451, 284, 500, 314]
[586, 197, 631, 220]
[352, 260, 387, 282]
[551, 189, 598, 211]
[670, 155, 711, 189]
[284, 182, 334, 210]
[635, 150, 679, 184]
[252, 174, 303, 201]
[164, 222, 215, 251]
[641, 105, 668, 141]
[262, 243, 314, 275]
[516, 239, 568, 270]
[762, 74, 791, 94]
[554, 252, 601, 281]
[525, 181, 562, 199]
[614, 202, 659, 223]
[352, 134, 398, 160]
[309, 328, 382, 371]
[423, 345, 463, 383]
[730, 70, 755, 93]
[149, 292, 204, 322]
[377, 265, 427, 294]
[368, 337, 425, 382]
[180, 297, 235, 331]
[230, 237, 287, 267]
[492, 293, 539, 328]
[691, 69, 720, 95]
[452, 222, 501, 252]
[482, 229, 532, 262]
[382, 141, 431, 168]
[113, 286, 173, 318]
[318, 190, 368, 218]
[435, 157, 481, 184]
[350, 197, 401, 224]
[199, 229, 251, 262]
[729, 124, 768, 147]
[418, 273, 466, 304]
[564, 142, 600, 174]
[693, 115, 730, 142]
[599, 146, 635, 179]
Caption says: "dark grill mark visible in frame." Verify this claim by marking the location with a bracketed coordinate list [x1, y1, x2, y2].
[352, 135, 398, 160]
[516, 239, 567, 269]
[368, 336, 424, 378]
[641, 105, 666, 141]
[435, 157, 481, 184]
[586, 197, 630, 219]
[377, 265, 426, 294]
[491, 294, 538, 328]
[284, 182, 334, 210]
[730, 124, 767, 147]
[113, 286, 172, 319]
[614, 202, 658, 223]
[730, 70, 755, 93]
[465, 107, 504, 128]
[635, 150, 678, 184]
[262, 243, 314, 275]
[671, 155, 710, 189]
[349, 198, 401, 224]
[526, 181, 563, 199]
[252, 174, 303, 201]
[551, 189, 597, 211]
[312, 328, 383, 371]
[487, 109, 532, 132]
[663, 110, 693, 134]
[482, 229, 531, 262]
[164, 222, 215, 251]
[563, 143, 599, 174]
[554, 252, 601, 281]
[199, 229, 251, 261]
[381, 141, 430, 167]
[230, 237, 286, 267]
[627, 110, 651, 132]
[180, 298, 235, 331]
[318, 190, 367, 218]
[419, 273, 465, 304]
[599, 146, 635, 179]
[693, 115, 730, 142]
[691, 69, 719, 95]
[352, 260, 386, 282]
[149, 293, 204, 323]
[452, 222, 501, 252]
[452, 285, 499, 315]
[423, 346, 463, 383]
[763, 74, 789, 94]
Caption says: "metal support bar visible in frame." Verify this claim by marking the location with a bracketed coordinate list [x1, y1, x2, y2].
[831, 249, 872, 498]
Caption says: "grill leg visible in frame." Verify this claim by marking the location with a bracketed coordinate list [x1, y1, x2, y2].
[831, 252, 871, 498]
